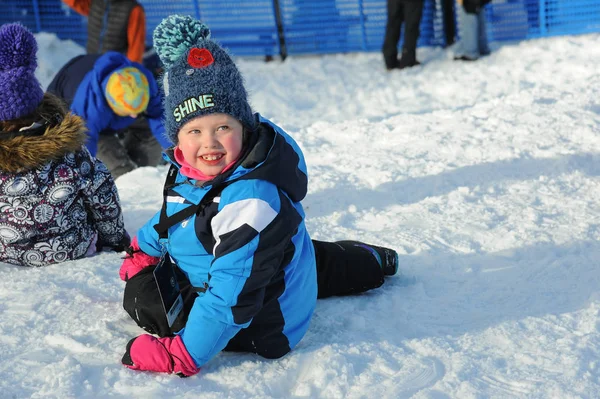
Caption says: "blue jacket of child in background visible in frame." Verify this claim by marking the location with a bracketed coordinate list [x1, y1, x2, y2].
[135, 115, 318, 367]
[47, 51, 172, 156]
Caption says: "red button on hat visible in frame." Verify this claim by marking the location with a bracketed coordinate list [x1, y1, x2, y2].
[188, 48, 214, 68]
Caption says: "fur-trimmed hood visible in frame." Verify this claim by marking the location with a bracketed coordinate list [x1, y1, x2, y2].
[0, 112, 88, 172]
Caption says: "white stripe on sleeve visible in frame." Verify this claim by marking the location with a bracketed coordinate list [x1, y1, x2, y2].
[211, 198, 278, 255]
[166, 195, 186, 203]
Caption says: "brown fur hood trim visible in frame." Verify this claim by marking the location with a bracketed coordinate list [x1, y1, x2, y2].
[0, 113, 88, 172]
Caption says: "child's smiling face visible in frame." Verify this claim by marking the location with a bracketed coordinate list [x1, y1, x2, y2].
[176, 113, 244, 177]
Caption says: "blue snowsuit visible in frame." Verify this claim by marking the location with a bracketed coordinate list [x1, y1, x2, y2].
[136, 115, 318, 366]
[47, 51, 172, 156]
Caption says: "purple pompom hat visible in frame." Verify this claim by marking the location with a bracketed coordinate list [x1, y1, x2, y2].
[0, 23, 44, 121]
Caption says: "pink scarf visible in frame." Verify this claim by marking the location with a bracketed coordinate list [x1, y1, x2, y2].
[174, 147, 238, 182]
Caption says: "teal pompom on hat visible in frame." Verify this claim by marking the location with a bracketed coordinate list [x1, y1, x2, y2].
[153, 15, 255, 142]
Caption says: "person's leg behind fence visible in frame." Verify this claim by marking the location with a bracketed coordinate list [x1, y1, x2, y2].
[398, 0, 425, 67]
[454, 3, 480, 60]
[477, 7, 491, 56]
[382, 0, 405, 69]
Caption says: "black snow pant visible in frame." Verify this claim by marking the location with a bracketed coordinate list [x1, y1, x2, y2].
[440, 0, 456, 46]
[122, 240, 386, 358]
[382, 0, 425, 68]
[97, 116, 162, 179]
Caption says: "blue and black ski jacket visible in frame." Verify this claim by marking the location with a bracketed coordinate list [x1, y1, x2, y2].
[136, 115, 317, 366]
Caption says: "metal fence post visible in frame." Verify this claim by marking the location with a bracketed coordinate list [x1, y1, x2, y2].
[193, 0, 202, 21]
[32, 0, 42, 32]
[539, 0, 547, 35]
[272, 0, 287, 60]
[358, 0, 367, 51]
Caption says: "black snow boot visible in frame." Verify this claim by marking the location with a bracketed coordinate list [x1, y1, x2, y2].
[398, 48, 420, 69]
[336, 241, 399, 276]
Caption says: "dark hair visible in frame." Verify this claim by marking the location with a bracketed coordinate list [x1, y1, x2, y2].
[0, 92, 67, 133]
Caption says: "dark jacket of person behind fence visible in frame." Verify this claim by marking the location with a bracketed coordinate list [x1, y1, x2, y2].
[62, 0, 146, 63]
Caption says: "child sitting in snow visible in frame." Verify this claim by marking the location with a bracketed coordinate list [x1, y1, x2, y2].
[0, 23, 128, 267]
[119, 15, 399, 377]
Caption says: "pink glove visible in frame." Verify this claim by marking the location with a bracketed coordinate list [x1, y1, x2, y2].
[119, 236, 160, 281]
[121, 334, 200, 377]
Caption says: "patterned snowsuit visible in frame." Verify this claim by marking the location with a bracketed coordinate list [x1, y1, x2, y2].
[0, 112, 126, 266]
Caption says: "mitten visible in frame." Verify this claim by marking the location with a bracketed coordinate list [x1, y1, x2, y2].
[119, 236, 160, 281]
[121, 334, 200, 377]
[111, 230, 132, 252]
[96, 230, 131, 252]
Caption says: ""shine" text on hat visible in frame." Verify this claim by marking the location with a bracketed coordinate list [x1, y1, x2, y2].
[173, 94, 215, 122]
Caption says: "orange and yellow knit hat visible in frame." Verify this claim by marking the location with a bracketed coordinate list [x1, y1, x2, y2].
[104, 67, 149, 116]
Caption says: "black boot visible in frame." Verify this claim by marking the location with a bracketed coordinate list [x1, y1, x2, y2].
[384, 57, 400, 71]
[336, 241, 399, 276]
[398, 48, 420, 69]
[453, 55, 478, 61]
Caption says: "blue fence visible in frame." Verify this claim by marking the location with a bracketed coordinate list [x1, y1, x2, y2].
[487, 0, 600, 41]
[1, 0, 599, 57]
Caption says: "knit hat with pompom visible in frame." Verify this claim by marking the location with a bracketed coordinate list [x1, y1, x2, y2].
[153, 15, 255, 142]
[104, 66, 150, 116]
[0, 23, 44, 121]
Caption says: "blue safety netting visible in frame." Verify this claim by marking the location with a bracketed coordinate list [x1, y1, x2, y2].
[487, 0, 600, 41]
[1, 0, 599, 58]
[142, 0, 280, 57]
[276, 0, 445, 53]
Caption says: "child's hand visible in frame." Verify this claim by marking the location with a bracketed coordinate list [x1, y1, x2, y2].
[119, 236, 160, 281]
[100, 230, 131, 252]
[121, 334, 200, 377]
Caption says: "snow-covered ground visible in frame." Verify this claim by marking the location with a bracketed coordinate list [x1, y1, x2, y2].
[1, 31, 599, 398]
